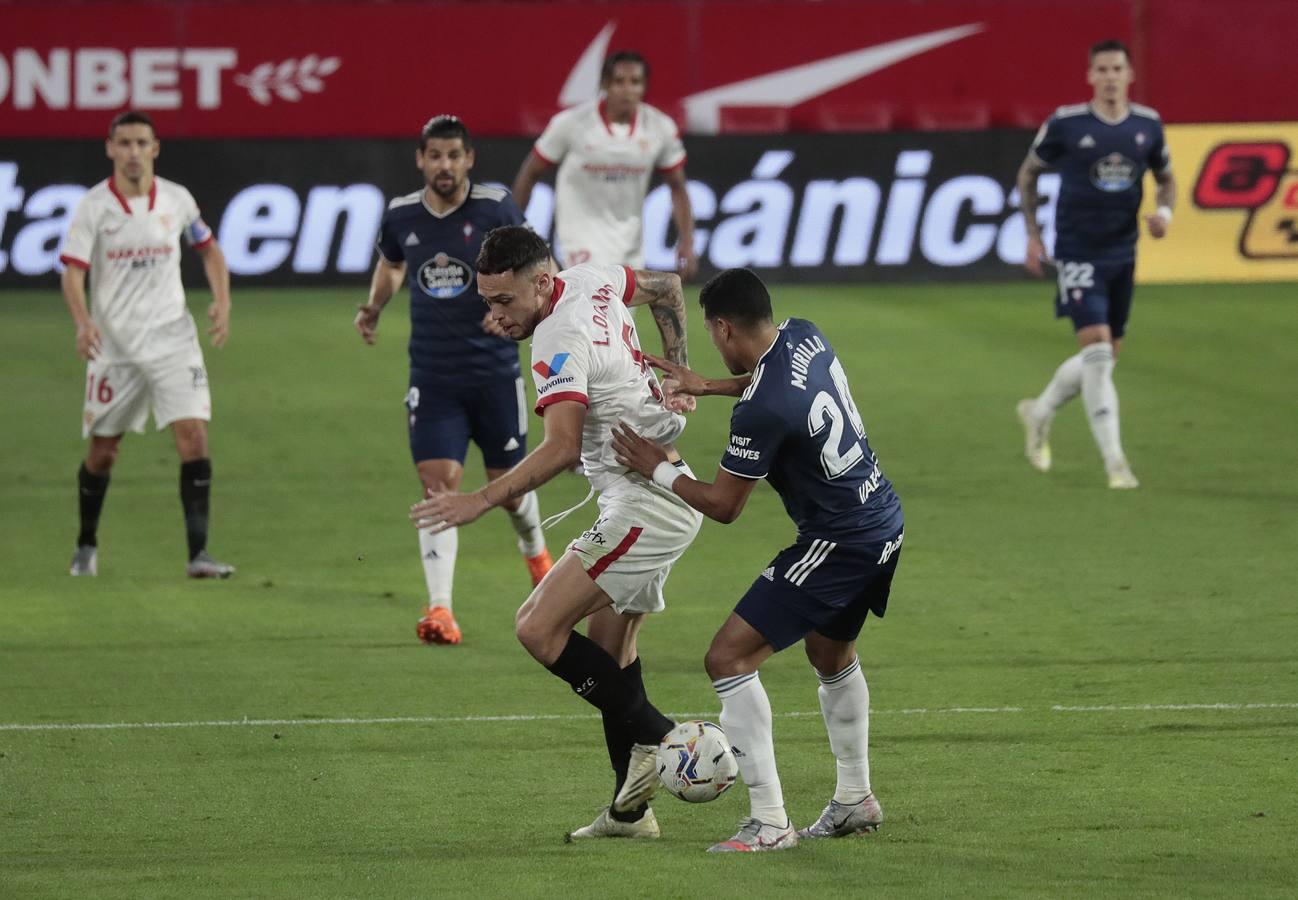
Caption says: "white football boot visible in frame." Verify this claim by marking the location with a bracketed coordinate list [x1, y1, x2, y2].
[1016, 399, 1052, 472]
[798, 794, 884, 838]
[565, 807, 660, 842]
[612, 743, 660, 813]
[69, 545, 97, 577]
[186, 550, 236, 579]
[1107, 459, 1140, 490]
[707, 817, 798, 853]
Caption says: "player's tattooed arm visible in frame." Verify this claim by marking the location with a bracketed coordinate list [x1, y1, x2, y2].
[642, 354, 751, 398]
[1016, 152, 1051, 276]
[631, 269, 688, 368]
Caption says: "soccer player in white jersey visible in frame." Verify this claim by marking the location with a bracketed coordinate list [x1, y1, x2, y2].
[59, 111, 234, 579]
[512, 51, 698, 278]
[411, 226, 700, 840]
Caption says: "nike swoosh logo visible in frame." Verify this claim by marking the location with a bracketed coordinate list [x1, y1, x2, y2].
[559, 23, 985, 134]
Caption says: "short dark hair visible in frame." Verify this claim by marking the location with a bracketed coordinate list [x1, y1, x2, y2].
[699, 268, 773, 328]
[477, 226, 551, 276]
[1088, 39, 1130, 62]
[601, 50, 649, 84]
[420, 114, 472, 151]
[108, 110, 155, 138]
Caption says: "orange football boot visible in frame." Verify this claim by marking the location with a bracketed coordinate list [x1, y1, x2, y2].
[525, 549, 554, 586]
[416, 605, 461, 645]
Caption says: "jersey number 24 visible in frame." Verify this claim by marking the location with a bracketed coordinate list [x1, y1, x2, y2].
[808, 358, 866, 479]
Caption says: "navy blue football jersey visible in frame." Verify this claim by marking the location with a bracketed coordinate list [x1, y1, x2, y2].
[720, 318, 903, 545]
[376, 183, 525, 383]
[1031, 103, 1170, 263]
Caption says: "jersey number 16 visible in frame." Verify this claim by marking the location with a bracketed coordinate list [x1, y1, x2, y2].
[808, 358, 866, 479]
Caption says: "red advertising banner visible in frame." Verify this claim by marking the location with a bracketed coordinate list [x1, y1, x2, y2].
[1, 0, 1293, 138]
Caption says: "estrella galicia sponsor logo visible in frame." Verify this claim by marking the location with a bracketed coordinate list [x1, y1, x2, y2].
[532, 352, 570, 379]
[1193, 140, 1298, 259]
[417, 252, 472, 298]
[1090, 152, 1137, 192]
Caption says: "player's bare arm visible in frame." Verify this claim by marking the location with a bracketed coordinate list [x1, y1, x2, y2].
[61, 264, 101, 361]
[1145, 167, 1177, 239]
[628, 270, 688, 367]
[611, 422, 757, 524]
[411, 400, 584, 533]
[355, 256, 405, 344]
[197, 240, 231, 348]
[1017, 151, 1051, 276]
[662, 167, 698, 280]
[643, 354, 751, 399]
[511, 152, 552, 218]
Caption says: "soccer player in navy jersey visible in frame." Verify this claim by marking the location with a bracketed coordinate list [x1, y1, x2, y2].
[612, 268, 904, 853]
[355, 116, 552, 645]
[1016, 39, 1176, 489]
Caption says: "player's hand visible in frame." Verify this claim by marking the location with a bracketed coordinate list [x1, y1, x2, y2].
[661, 380, 697, 413]
[643, 354, 709, 397]
[410, 489, 491, 534]
[611, 420, 670, 478]
[1024, 235, 1049, 277]
[1144, 212, 1169, 239]
[207, 302, 231, 348]
[75, 321, 102, 361]
[676, 243, 699, 281]
[355, 303, 382, 345]
[480, 310, 510, 339]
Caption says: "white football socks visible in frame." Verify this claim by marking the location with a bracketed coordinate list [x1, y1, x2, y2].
[418, 526, 457, 610]
[817, 658, 872, 804]
[1080, 342, 1125, 468]
[1031, 350, 1084, 422]
[714, 672, 788, 827]
[507, 490, 546, 558]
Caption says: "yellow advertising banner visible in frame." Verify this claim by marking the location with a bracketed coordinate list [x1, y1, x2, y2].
[1137, 123, 1298, 283]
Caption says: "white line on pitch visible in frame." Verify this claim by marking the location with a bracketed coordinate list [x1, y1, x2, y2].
[1, 702, 1295, 733]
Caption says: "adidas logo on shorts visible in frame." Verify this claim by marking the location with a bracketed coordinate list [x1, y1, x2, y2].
[760, 566, 775, 581]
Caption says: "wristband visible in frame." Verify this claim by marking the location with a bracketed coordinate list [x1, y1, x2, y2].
[1156, 205, 1173, 224]
[652, 461, 682, 491]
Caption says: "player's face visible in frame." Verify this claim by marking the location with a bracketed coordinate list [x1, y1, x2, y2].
[602, 61, 647, 118]
[417, 138, 474, 199]
[105, 124, 159, 183]
[1087, 51, 1133, 105]
[705, 317, 747, 375]
[478, 267, 550, 340]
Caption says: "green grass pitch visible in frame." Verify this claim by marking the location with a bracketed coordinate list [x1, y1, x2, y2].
[2, 281, 1296, 898]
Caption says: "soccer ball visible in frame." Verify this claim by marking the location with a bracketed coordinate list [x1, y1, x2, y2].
[656, 720, 739, 802]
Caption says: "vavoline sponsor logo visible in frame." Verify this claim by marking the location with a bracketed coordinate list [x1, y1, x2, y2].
[0, 149, 1059, 278]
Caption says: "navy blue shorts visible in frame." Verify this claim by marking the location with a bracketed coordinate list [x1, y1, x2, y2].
[1053, 259, 1135, 339]
[405, 376, 527, 469]
[734, 528, 903, 652]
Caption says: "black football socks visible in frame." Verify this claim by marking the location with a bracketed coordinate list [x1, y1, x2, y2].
[77, 463, 111, 547]
[548, 632, 673, 745]
[179, 458, 212, 562]
[605, 657, 650, 822]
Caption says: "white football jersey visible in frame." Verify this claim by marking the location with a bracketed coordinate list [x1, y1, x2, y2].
[530, 263, 685, 492]
[533, 99, 686, 268]
[59, 176, 212, 363]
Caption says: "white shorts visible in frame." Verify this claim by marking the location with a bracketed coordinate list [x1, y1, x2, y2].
[82, 341, 211, 438]
[568, 467, 703, 615]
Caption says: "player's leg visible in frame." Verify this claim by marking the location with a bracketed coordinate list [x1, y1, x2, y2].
[566, 608, 662, 839]
[1099, 264, 1137, 487]
[407, 382, 471, 643]
[72, 360, 149, 575]
[169, 418, 233, 578]
[1018, 267, 1087, 472]
[515, 552, 674, 746]
[473, 376, 551, 584]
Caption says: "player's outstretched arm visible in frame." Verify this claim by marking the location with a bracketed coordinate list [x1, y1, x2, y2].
[356, 257, 405, 345]
[411, 400, 584, 533]
[197, 241, 231, 348]
[611, 422, 757, 524]
[1017, 151, 1051, 277]
[61, 264, 101, 361]
[642, 354, 751, 399]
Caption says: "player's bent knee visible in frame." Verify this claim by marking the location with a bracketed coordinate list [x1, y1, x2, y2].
[704, 643, 747, 681]
[515, 599, 561, 664]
